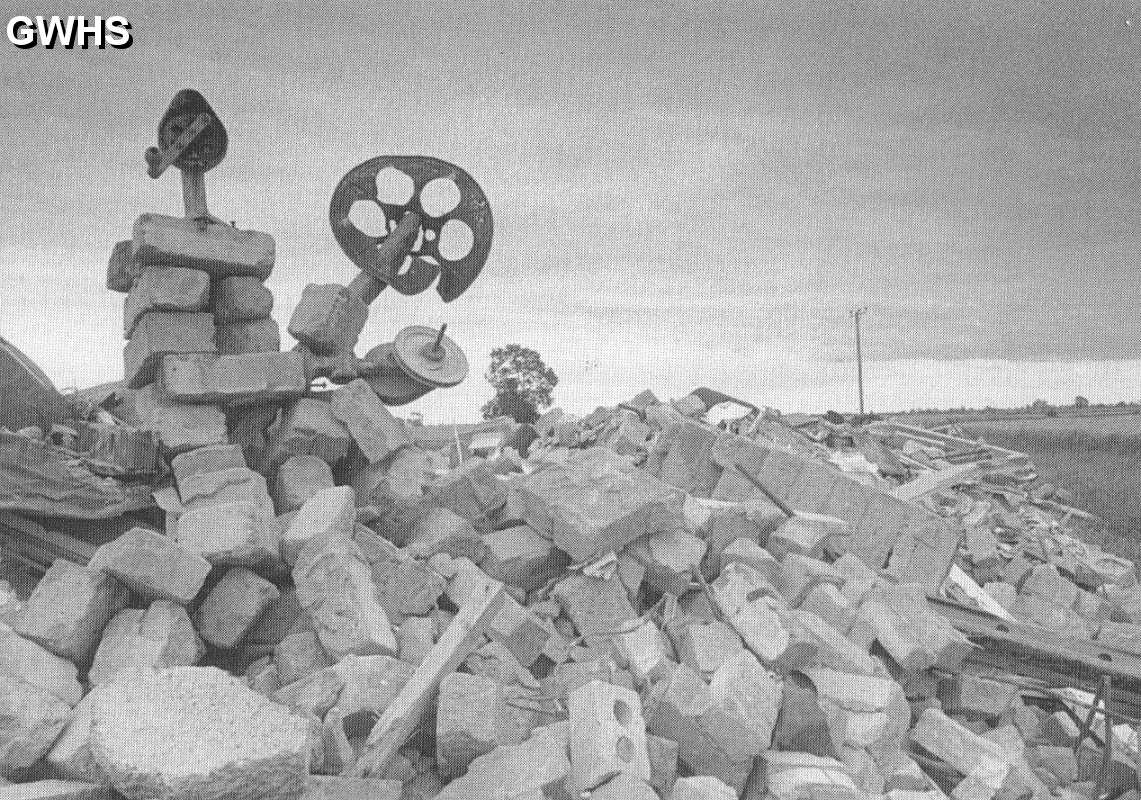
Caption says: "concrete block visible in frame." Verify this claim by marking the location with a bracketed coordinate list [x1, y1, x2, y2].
[771, 671, 837, 758]
[292, 530, 397, 659]
[790, 609, 876, 675]
[799, 583, 857, 634]
[710, 562, 790, 664]
[591, 773, 660, 800]
[217, 318, 281, 355]
[177, 465, 273, 513]
[195, 567, 280, 649]
[552, 573, 636, 642]
[780, 553, 845, 606]
[89, 601, 204, 685]
[939, 673, 1019, 718]
[10, 780, 109, 799]
[708, 651, 780, 751]
[8, 559, 128, 665]
[170, 442, 246, 484]
[288, 283, 368, 355]
[123, 311, 216, 388]
[273, 455, 335, 514]
[160, 352, 306, 404]
[911, 708, 1011, 795]
[769, 512, 849, 560]
[431, 725, 570, 800]
[567, 680, 652, 792]
[427, 462, 508, 526]
[0, 622, 82, 706]
[282, 486, 356, 566]
[271, 666, 344, 719]
[45, 684, 113, 782]
[131, 384, 228, 452]
[674, 620, 744, 680]
[373, 559, 447, 623]
[652, 420, 721, 496]
[406, 506, 486, 561]
[275, 631, 331, 685]
[763, 751, 859, 800]
[329, 379, 412, 463]
[106, 239, 142, 293]
[648, 734, 680, 796]
[268, 398, 352, 467]
[614, 619, 675, 685]
[174, 500, 280, 566]
[214, 275, 273, 324]
[1021, 564, 1079, 608]
[671, 775, 738, 800]
[517, 448, 685, 561]
[123, 266, 210, 338]
[133, 213, 274, 278]
[480, 524, 569, 591]
[627, 527, 707, 596]
[720, 536, 781, 582]
[0, 673, 71, 776]
[87, 527, 210, 604]
[91, 666, 308, 800]
[436, 671, 527, 779]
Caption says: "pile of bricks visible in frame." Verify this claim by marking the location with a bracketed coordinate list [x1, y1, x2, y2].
[0, 386, 1138, 800]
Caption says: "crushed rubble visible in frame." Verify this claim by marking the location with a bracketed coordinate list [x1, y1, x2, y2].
[2, 383, 1141, 800]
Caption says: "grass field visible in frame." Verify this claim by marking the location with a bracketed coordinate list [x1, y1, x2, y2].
[953, 415, 1141, 559]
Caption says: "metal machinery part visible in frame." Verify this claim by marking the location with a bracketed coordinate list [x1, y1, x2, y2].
[391, 324, 469, 388]
[144, 89, 227, 177]
[328, 156, 493, 301]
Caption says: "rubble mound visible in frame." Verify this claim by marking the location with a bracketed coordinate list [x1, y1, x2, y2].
[89, 666, 310, 800]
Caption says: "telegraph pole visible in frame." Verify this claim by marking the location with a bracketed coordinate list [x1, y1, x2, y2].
[850, 307, 868, 416]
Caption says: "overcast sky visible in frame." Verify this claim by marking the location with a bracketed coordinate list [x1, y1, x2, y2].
[0, 0, 1138, 419]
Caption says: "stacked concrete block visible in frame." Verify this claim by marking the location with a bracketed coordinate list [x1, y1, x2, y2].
[109, 216, 290, 462]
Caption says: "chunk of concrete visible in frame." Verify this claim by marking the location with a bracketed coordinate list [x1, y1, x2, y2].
[552, 573, 636, 643]
[329, 379, 412, 463]
[91, 666, 309, 800]
[274, 631, 331, 686]
[431, 724, 570, 800]
[768, 513, 850, 560]
[173, 500, 280, 566]
[122, 267, 210, 338]
[273, 455, 335, 514]
[282, 486, 357, 566]
[568, 679, 651, 793]
[436, 671, 528, 779]
[106, 239, 142, 293]
[301, 776, 402, 800]
[0, 622, 82, 706]
[910, 708, 1012, 796]
[8, 559, 128, 665]
[268, 398, 352, 467]
[195, 567, 281, 649]
[331, 654, 414, 722]
[674, 620, 744, 680]
[670, 775, 738, 800]
[517, 448, 685, 561]
[213, 275, 273, 324]
[292, 530, 397, 659]
[131, 385, 228, 452]
[0, 779, 110, 799]
[709, 562, 790, 664]
[627, 527, 707, 596]
[170, 443, 246, 485]
[288, 284, 368, 356]
[0, 673, 71, 776]
[159, 351, 306, 404]
[406, 506, 485, 561]
[479, 524, 569, 592]
[216, 318, 281, 355]
[45, 683, 114, 782]
[88, 601, 204, 685]
[176, 466, 273, 513]
[133, 213, 275, 278]
[123, 311, 216, 388]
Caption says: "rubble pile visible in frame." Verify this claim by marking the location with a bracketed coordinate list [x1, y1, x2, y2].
[2, 383, 1140, 800]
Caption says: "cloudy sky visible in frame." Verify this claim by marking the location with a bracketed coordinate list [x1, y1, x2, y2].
[0, 0, 1138, 420]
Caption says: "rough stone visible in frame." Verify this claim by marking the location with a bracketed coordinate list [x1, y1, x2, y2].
[160, 352, 307, 404]
[288, 284, 368, 356]
[170, 443, 246, 485]
[123, 311, 216, 388]
[436, 671, 527, 779]
[282, 486, 357, 566]
[273, 455, 336, 514]
[214, 275, 274, 324]
[173, 500, 280, 566]
[195, 567, 281, 649]
[274, 631, 331, 686]
[329, 379, 412, 463]
[0, 674, 72, 777]
[217, 318, 281, 355]
[268, 398, 352, 467]
[0, 622, 84, 706]
[90, 666, 309, 800]
[88, 601, 204, 685]
[122, 266, 211, 339]
[479, 524, 568, 591]
[131, 385, 228, 452]
[8, 559, 128, 665]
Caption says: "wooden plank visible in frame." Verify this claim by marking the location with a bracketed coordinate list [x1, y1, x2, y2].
[350, 578, 507, 777]
[891, 462, 981, 502]
[870, 421, 1028, 465]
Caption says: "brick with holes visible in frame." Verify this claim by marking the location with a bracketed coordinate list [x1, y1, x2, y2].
[568, 679, 651, 794]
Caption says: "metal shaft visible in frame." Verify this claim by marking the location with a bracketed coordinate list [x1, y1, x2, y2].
[851, 307, 867, 416]
[347, 210, 423, 304]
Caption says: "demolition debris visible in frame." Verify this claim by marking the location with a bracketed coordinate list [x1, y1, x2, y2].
[1, 92, 1140, 800]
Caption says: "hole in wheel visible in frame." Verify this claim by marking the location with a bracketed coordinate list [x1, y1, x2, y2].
[347, 201, 387, 237]
[375, 167, 415, 205]
[439, 219, 474, 260]
[420, 178, 462, 216]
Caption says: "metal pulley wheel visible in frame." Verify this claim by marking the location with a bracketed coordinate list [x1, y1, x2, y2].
[145, 89, 228, 178]
[391, 325, 468, 388]
[360, 343, 434, 406]
[328, 156, 493, 301]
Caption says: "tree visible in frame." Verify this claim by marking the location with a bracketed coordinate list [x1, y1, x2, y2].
[1074, 395, 1089, 409]
[481, 344, 558, 423]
